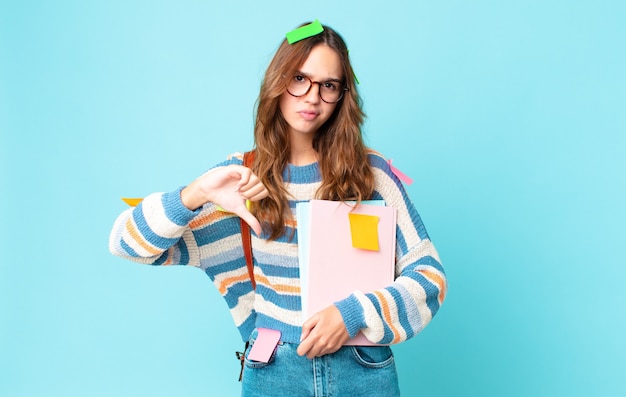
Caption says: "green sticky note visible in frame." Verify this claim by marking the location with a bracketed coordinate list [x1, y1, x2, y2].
[348, 213, 380, 251]
[286, 19, 324, 44]
[348, 50, 360, 85]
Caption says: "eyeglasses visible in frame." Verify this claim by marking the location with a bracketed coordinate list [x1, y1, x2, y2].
[286, 74, 348, 104]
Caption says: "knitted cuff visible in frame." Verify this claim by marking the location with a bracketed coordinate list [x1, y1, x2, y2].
[161, 187, 201, 226]
[334, 294, 366, 338]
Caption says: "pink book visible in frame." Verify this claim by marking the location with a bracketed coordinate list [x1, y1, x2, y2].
[297, 200, 397, 346]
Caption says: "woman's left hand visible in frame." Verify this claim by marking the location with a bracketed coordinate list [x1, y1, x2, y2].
[297, 305, 350, 359]
[181, 165, 268, 235]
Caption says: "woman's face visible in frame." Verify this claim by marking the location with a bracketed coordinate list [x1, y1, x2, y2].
[279, 44, 343, 141]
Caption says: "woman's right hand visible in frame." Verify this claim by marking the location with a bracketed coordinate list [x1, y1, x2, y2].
[181, 165, 268, 235]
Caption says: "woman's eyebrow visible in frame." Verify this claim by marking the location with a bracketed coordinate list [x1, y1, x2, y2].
[296, 70, 342, 82]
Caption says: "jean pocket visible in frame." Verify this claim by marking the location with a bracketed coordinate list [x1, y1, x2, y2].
[244, 357, 271, 369]
[350, 346, 395, 369]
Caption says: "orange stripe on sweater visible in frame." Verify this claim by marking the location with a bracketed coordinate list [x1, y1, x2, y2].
[189, 208, 294, 230]
[373, 290, 402, 344]
[254, 274, 301, 294]
[417, 269, 447, 304]
[217, 273, 301, 296]
[124, 219, 161, 256]
[189, 210, 231, 229]
[217, 273, 251, 295]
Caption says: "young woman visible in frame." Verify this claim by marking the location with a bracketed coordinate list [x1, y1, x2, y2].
[109, 21, 447, 397]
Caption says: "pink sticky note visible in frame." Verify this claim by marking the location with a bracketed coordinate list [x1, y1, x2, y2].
[247, 328, 281, 363]
[388, 159, 413, 185]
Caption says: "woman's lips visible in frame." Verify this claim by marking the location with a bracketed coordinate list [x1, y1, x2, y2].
[298, 110, 319, 121]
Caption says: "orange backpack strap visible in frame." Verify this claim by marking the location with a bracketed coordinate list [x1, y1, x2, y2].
[240, 150, 256, 290]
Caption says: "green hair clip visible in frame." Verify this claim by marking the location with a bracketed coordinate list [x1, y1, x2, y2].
[286, 19, 324, 44]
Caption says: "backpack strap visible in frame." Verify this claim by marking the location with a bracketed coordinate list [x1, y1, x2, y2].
[240, 150, 256, 290]
[237, 150, 256, 382]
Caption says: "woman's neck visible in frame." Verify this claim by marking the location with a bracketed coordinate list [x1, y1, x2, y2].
[289, 134, 318, 166]
[289, 147, 318, 166]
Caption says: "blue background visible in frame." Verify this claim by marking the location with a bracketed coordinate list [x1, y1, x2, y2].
[1, 1, 625, 396]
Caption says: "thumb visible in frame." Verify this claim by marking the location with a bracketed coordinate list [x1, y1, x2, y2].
[236, 208, 263, 236]
[300, 314, 318, 341]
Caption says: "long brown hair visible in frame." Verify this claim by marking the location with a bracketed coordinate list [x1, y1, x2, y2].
[252, 23, 375, 239]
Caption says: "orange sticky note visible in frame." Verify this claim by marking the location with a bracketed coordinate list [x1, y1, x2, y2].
[121, 197, 143, 206]
[348, 213, 380, 251]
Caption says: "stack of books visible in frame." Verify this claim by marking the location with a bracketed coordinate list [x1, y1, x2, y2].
[296, 199, 397, 346]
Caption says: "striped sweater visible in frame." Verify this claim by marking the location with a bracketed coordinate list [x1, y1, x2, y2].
[109, 152, 447, 344]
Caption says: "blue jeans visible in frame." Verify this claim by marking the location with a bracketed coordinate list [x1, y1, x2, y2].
[241, 330, 400, 397]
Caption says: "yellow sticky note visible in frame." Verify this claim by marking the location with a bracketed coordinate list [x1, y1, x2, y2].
[348, 213, 380, 251]
[121, 197, 143, 207]
[216, 201, 251, 213]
